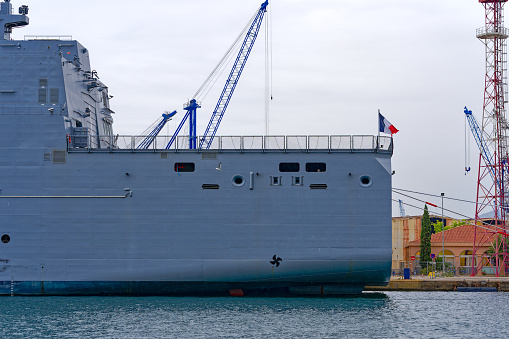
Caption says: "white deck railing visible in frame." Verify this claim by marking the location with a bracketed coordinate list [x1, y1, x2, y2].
[69, 135, 393, 153]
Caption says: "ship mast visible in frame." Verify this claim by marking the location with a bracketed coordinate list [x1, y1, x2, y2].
[0, 0, 29, 41]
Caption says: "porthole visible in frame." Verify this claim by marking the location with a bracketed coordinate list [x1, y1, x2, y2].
[232, 175, 245, 187]
[1, 234, 10, 244]
[359, 175, 372, 188]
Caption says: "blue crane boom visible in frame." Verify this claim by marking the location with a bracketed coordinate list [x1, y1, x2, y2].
[398, 199, 406, 217]
[464, 106, 509, 215]
[137, 111, 176, 150]
[165, 100, 201, 150]
[199, 0, 269, 149]
[464, 106, 496, 181]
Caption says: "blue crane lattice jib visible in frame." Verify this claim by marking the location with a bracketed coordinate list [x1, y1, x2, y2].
[199, 0, 269, 150]
[166, 110, 190, 150]
[137, 111, 176, 149]
[464, 107, 496, 182]
[187, 99, 201, 149]
[165, 99, 201, 150]
[398, 199, 406, 217]
[464, 106, 507, 214]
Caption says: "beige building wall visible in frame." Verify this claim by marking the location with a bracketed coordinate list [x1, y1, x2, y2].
[392, 216, 422, 270]
[405, 241, 489, 271]
[392, 215, 455, 270]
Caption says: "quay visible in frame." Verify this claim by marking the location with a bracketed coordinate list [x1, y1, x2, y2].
[365, 276, 509, 292]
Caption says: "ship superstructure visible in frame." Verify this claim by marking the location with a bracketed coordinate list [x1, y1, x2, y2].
[0, 0, 393, 295]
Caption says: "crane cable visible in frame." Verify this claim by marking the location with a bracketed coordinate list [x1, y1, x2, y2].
[393, 198, 509, 237]
[193, 10, 259, 102]
[392, 190, 509, 233]
[392, 187, 493, 207]
[264, 3, 272, 136]
[132, 115, 165, 147]
[465, 114, 471, 174]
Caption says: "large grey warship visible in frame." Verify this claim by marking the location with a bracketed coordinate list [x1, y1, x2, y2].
[0, 0, 393, 295]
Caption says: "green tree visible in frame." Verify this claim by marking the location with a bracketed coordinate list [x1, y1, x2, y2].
[486, 235, 509, 255]
[432, 221, 443, 233]
[420, 204, 432, 265]
[450, 219, 467, 229]
[432, 219, 466, 233]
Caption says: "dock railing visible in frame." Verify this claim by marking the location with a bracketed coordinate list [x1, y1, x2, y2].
[69, 135, 393, 154]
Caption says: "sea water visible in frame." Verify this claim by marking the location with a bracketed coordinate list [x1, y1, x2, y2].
[1, 292, 508, 338]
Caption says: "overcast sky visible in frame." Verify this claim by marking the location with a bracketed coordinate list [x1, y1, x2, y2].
[12, 0, 489, 218]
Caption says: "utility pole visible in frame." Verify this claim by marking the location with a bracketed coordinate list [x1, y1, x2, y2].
[440, 193, 445, 276]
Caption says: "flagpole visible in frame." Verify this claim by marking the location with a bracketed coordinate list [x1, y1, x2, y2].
[377, 109, 380, 149]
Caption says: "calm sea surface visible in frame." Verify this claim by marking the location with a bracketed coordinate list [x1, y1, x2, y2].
[1, 292, 508, 338]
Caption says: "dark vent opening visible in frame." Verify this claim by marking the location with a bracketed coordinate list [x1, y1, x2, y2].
[38, 88, 47, 104]
[50, 88, 59, 103]
[160, 152, 169, 159]
[202, 152, 217, 160]
[39, 78, 48, 87]
[202, 184, 220, 189]
[310, 184, 327, 189]
[52, 150, 67, 164]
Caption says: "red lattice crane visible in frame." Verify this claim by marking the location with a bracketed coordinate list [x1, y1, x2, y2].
[472, 0, 509, 276]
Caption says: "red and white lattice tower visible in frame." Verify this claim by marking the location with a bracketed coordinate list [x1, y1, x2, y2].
[472, 0, 509, 276]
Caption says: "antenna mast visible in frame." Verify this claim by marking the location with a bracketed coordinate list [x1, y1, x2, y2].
[472, 0, 509, 276]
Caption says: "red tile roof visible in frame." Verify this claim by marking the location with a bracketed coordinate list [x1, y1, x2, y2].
[407, 224, 498, 244]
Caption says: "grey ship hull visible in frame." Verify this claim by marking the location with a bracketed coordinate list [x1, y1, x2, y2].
[0, 150, 392, 296]
[0, 0, 393, 296]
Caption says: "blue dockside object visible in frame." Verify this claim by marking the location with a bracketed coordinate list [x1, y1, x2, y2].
[0, 0, 394, 296]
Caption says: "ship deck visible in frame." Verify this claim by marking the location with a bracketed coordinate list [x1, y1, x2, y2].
[68, 134, 393, 154]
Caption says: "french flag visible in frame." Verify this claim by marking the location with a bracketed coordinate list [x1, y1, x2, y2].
[379, 113, 399, 135]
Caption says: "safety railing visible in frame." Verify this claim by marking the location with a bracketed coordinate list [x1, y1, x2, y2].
[24, 35, 73, 41]
[476, 27, 509, 39]
[69, 135, 393, 154]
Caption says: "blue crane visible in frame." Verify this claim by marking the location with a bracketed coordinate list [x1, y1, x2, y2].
[464, 106, 496, 181]
[199, 0, 269, 149]
[137, 111, 176, 150]
[398, 199, 406, 217]
[166, 0, 269, 150]
[464, 106, 509, 215]
[165, 100, 200, 150]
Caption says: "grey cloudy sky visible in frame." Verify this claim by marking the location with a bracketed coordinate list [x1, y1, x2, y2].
[13, 0, 488, 218]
